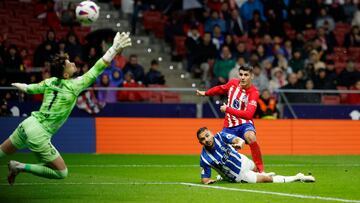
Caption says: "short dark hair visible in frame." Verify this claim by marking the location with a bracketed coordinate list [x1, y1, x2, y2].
[50, 54, 69, 79]
[196, 127, 208, 138]
[151, 59, 159, 65]
[238, 65, 253, 73]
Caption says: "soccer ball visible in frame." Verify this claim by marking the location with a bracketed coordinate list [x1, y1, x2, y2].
[75, 1, 100, 25]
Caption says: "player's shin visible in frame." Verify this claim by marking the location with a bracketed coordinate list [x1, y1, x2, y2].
[22, 164, 68, 179]
[249, 142, 264, 172]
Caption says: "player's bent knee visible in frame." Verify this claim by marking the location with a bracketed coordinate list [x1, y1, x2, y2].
[244, 132, 257, 143]
[57, 168, 68, 179]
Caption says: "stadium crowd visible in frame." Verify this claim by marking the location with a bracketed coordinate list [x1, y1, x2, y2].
[0, 0, 359, 116]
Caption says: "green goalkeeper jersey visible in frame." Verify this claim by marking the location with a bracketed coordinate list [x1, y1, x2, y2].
[25, 59, 107, 134]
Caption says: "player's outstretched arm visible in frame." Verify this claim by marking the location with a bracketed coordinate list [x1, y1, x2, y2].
[196, 90, 206, 96]
[11, 83, 28, 92]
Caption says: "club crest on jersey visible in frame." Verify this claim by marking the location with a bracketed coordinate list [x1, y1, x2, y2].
[232, 99, 240, 109]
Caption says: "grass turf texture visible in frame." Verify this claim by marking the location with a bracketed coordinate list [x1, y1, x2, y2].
[0, 154, 359, 203]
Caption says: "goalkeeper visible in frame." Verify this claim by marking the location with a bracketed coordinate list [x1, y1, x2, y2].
[0, 32, 132, 185]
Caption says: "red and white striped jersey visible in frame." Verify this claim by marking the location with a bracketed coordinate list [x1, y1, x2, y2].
[205, 79, 259, 128]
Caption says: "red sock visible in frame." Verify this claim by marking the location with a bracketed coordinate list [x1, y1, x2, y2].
[249, 142, 264, 172]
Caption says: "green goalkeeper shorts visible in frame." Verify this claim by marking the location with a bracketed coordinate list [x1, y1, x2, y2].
[9, 116, 60, 163]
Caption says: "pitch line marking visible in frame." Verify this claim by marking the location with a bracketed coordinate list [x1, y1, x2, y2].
[0, 182, 359, 203]
[1, 164, 360, 168]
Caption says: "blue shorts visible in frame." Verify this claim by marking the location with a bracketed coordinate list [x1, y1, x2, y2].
[221, 123, 256, 143]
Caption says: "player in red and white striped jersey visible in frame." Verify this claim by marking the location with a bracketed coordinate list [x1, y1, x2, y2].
[196, 65, 265, 172]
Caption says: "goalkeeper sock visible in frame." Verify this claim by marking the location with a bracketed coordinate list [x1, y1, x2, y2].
[272, 175, 298, 183]
[23, 164, 68, 179]
[249, 142, 264, 172]
[0, 148, 6, 158]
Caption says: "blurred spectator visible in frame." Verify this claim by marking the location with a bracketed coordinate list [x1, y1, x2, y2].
[60, 2, 79, 26]
[247, 10, 266, 39]
[264, 8, 285, 37]
[347, 80, 360, 104]
[97, 74, 117, 103]
[298, 79, 321, 103]
[4, 44, 23, 73]
[316, 7, 336, 31]
[313, 68, 337, 90]
[281, 72, 302, 103]
[337, 60, 360, 88]
[211, 25, 225, 50]
[228, 56, 247, 79]
[117, 72, 143, 102]
[204, 10, 226, 33]
[85, 47, 100, 68]
[0, 99, 11, 116]
[328, 1, 345, 22]
[255, 89, 279, 119]
[343, 0, 357, 24]
[344, 25, 360, 47]
[144, 59, 165, 85]
[300, 6, 315, 30]
[131, 0, 148, 35]
[295, 69, 306, 88]
[307, 49, 326, 73]
[240, 0, 265, 23]
[65, 32, 83, 61]
[20, 48, 33, 72]
[261, 59, 273, 80]
[194, 32, 217, 86]
[283, 39, 293, 60]
[183, 10, 205, 36]
[269, 67, 287, 93]
[272, 50, 290, 75]
[123, 54, 145, 83]
[228, 9, 246, 36]
[255, 44, 267, 63]
[352, 4, 360, 27]
[185, 25, 202, 73]
[325, 60, 337, 84]
[292, 32, 306, 50]
[164, 12, 184, 45]
[252, 63, 269, 92]
[234, 41, 250, 60]
[318, 25, 337, 53]
[212, 45, 235, 86]
[289, 49, 304, 73]
[33, 30, 59, 67]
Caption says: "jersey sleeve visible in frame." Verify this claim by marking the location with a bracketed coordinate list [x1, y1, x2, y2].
[200, 159, 211, 179]
[225, 88, 259, 120]
[71, 59, 108, 95]
[26, 80, 46, 94]
[205, 80, 234, 96]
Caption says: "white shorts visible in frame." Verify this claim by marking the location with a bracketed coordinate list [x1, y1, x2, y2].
[235, 154, 257, 183]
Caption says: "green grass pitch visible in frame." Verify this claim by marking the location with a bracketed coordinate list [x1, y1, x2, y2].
[0, 154, 359, 203]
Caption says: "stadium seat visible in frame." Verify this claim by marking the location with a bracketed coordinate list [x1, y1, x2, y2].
[321, 95, 340, 104]
[161, 92, 180, 103]
[174, 36, 187, 56]
[334, 62, 347, 74]
[142, 11, 162, 31]
[303, 29, 317, 41]
[336, 86, 349, 103]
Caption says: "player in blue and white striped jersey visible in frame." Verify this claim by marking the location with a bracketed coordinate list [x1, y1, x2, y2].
[197, 127, 315, 184]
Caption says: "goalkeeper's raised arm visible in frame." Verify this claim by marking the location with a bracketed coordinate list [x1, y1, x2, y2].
[78, 32, 132, 92]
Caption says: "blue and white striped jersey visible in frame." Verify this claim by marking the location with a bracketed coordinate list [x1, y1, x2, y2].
[200, 132, 243, 182]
